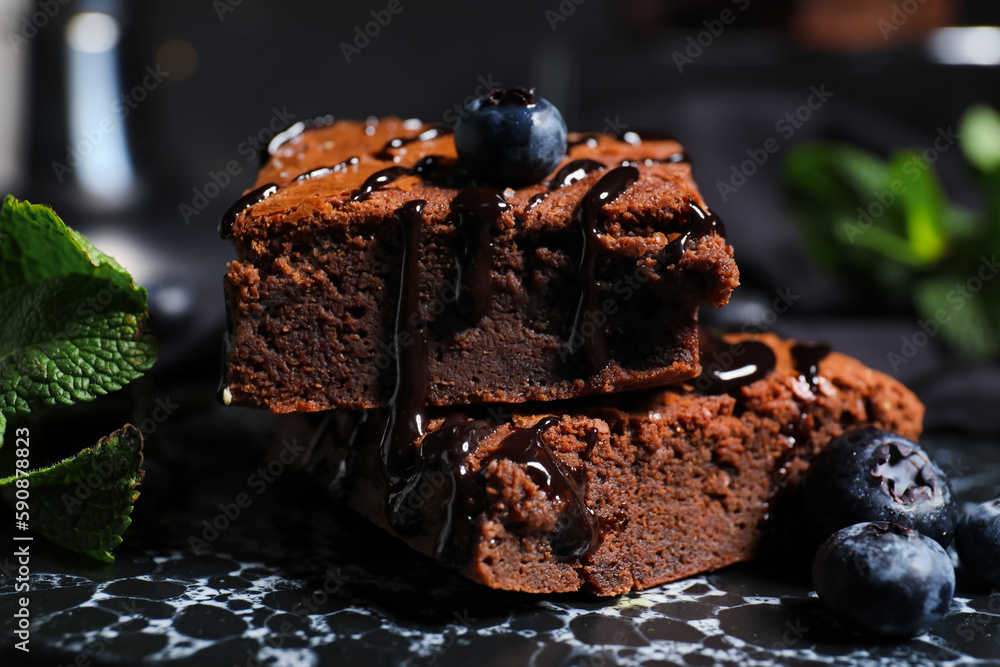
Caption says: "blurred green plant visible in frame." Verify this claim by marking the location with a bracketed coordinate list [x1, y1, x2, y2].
[783, 104, 1000, 358]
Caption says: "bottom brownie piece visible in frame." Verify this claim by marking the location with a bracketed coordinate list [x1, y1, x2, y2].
[289, 333, 923, 596]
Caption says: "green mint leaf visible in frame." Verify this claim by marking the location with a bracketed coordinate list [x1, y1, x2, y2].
[0, 424, 144, 563]
[0, 196, 158, 446]
[960, 104, 1000, 174]
[784, 142, 889, 209]
[886, 151, 949, 266]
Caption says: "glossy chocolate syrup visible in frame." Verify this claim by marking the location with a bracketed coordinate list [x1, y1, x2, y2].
[351, 155, 471, 202]
[386, 413, 598, 564]
[525, 192, 548, 214]
[449, 187, 508, 322]
[292, 156, 359, 182]
[566, 166, 640, 373]
[549, 159, 605, 190]
[663, 199, 727, 265]
[352, 167, 410, 202]
[791, 342, 831, 392]
[218, 182, 279, 239]
[411, 155, 474, 189]
[375, 125, 453, 160]
[326, 411, 369, 496]
[696, 333, 777, 394]
[385, 413, 493, 543]
[378, 200, 430, 482]
[374, 199, 598, 556]
[487, 416, 597, 558]
[259, 114, 336, 166]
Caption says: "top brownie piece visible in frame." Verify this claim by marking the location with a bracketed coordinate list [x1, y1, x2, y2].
[222, 117, 739, 411]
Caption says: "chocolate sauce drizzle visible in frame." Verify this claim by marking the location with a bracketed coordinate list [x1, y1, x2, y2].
[260, 114, 336, 166]
[374, 125, 453, 160]
[487, 416, 598, 558]
[351, 155, 471, 202]
[565, 166, 640, 373]
[449, 187, 508, 322]
[549, 159, 606, 190]
[525, 159, 607, 215]
[663, 199, 727, 265]
[218, 182, 279, 239]
[378, 200, 431, 482]
[376, 195, 597, 563]
[385, 413, 494, 552]
[352, 166, 409, 202]
[525, 192, 548, 214]
[695, 333, 777, 394]
[791, 342, 831, 392]
[292, 156, 359, 182]
[385, 412, 597, 563]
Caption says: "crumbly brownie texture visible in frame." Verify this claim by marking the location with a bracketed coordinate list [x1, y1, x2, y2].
[222, 118, 739, 412]
[291, 333, 924, 596]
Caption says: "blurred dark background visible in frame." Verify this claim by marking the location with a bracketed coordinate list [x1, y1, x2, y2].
[2, 0, 1000, 433]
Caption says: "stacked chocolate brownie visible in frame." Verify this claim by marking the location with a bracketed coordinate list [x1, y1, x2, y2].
[221, 114, 923, 594]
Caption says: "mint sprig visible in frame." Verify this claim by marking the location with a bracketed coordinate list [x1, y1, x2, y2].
[0, 196, 158, 446]
[783, 105, 1000, 359]
[0, 195, 158, 562]
[0, 425, 144, 563]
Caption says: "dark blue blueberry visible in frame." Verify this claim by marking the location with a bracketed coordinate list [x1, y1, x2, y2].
[812, 522, 955, 638]
[804, 427, 956, 546]
[454, 87, 567, 187]
[956, 497, 1000, 585]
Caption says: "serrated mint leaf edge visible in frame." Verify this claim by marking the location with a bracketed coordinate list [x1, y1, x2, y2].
[0, 424, 144, 563]
[0, 195, 147, 311]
